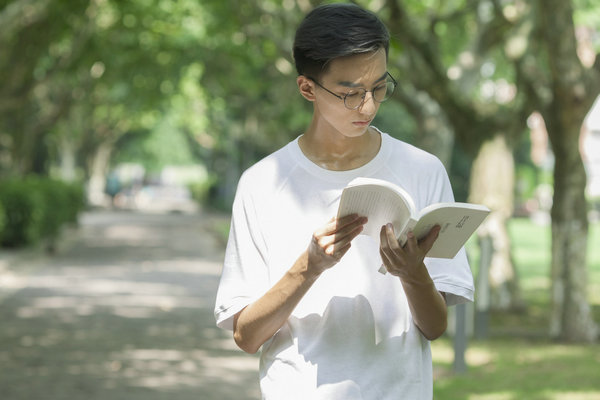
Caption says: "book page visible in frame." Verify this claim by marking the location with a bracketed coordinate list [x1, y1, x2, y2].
[337, 184, 414, 239]
[413, 202, 490, 258]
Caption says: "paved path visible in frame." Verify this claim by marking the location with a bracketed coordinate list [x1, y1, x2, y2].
[0, 210, 260, 400]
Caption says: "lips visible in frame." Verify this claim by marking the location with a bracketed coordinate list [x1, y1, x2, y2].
[352, 120, 371, 127]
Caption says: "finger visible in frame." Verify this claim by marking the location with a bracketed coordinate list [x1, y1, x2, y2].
[334, 242, 352, 259]
[315, 214, 360, 236]
[419, 225, 441, 254]
[313, 219, 338, 238]
[335, 217, 367, 240]
[379, 224, 395, 252]
[324, 239, 353, 259]
[379, 246, 392, 267]
[379, 247, 399, 276]
[405, 230, 418, 253]
[380, 224, 408, 264]
[379, 224, 390, 250]
[326, 223, 364, 254]
[384, 223, 401, 251]
[379, 224, 394, 260]
[317, 218, 365, 249]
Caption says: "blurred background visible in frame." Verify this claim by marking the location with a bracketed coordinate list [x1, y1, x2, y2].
[0, 0, 599, 399]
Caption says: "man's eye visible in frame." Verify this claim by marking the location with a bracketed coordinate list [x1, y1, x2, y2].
[345, 91, 362, 98]
[374, 84, 387, 94]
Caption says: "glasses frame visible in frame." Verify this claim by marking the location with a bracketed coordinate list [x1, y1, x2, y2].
[307, 72, 397, 110]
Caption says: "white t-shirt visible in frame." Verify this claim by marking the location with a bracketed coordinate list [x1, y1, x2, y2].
[214, 130, 474, 400]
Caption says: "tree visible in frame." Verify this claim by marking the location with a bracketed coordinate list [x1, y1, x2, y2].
[0, 0, 91, 176]
[528, 0, 600, 341]
[383, 0, 527, 311]
[0, 0, 212, 202]
[381, 0, 599, 341]
[197, 0, 313, 207]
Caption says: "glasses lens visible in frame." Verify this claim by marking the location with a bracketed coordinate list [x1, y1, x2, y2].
[343, 80, 397, 109]
[344, 90, 365, 109]
[373, 81, 396, 102]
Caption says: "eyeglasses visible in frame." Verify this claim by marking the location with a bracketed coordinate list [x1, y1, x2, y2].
[308, 72, 397, 110]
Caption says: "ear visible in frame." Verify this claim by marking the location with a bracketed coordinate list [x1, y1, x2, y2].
[297, 75, 316, 102]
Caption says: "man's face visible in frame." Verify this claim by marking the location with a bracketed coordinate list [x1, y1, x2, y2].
[312, 48, 388, 138]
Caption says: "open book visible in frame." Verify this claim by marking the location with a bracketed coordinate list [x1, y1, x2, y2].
[337, 177, 490, 260]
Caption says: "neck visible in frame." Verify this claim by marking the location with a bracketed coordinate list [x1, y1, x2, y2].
[298, 119, 381, 171]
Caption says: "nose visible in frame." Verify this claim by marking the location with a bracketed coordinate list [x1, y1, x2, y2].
[358, 91, 377, 115]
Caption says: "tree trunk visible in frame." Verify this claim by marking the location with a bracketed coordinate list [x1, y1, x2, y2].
[86, 142, 112, 207]
[57, 135, 77, 182]
[547, 128, 597, 342]
[469, 134, 523, 311]
[535, 0, 599, 342]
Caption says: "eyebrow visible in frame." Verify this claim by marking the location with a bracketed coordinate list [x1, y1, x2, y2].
[337, 71, 389, 88]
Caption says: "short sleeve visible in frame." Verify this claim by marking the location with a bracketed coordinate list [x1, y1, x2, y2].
[423, 159, 475, 306]
[214, 177, 270, 330]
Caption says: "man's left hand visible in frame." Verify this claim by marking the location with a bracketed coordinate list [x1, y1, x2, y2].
[379, 224, 440, 279]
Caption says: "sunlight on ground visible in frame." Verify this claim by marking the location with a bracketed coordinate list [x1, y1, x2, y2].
[431, 341, 454, 364]
[466, 391, 600, 400]
[465, 346, 495, 367]
[515, 344, 595, 364]
[545, 391, 600, 400]
[0, 211, 258, 400]
[103, 348, 258, 390]
[5, 257, 223, 320]
[520, 276, 550, 291]
[431, 340, 495, 367]
[468, 393, 513, 400]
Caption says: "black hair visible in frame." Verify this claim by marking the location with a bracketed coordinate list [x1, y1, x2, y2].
[293, 3, 390, 79]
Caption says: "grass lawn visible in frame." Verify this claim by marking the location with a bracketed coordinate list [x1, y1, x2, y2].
[432, 219, 600, 400]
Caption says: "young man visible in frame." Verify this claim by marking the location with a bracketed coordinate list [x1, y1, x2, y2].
[214, 4, 473, 399]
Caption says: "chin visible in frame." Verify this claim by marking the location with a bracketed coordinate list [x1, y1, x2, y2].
[345, 124, 371, 137]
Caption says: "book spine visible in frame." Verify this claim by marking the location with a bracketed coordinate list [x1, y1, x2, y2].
[398, 218, 418, 246]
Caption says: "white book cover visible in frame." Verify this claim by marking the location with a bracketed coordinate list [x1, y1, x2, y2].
[337, 177, 490, 259]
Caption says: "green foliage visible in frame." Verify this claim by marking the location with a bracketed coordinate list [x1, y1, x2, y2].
[0, 177, 85, 248]
[28, 177, 70, 239]
[574, 0, 600, 31]
[112, 117, 197, 173]
[372, 101, 418, 144]
[0, 180, 45, 247]
[1, 0, 599, 213]
[515, 164, 538, 202]
[188, 174, 217, 206]
[0, 200, 5, 243]
[1, 0, 210, 178]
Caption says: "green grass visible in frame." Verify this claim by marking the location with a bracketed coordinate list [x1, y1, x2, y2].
[433, 219, 600, 400]
[432, 337, 600, 399]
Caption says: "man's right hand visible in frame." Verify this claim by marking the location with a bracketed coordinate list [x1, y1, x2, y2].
[233, 213, 367, 354]
[307, 214, 368, 275]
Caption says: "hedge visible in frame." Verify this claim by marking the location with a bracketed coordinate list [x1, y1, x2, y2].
[0, 177, 85, 248]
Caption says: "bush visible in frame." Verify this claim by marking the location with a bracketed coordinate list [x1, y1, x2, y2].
[188, 175, 217, 206]
[63, 181, 86, 223]
[0, 177, 86, 248]
[0, 201, 5, 243]
[0, 179, 45, 247]
[27, 177, 68, 240]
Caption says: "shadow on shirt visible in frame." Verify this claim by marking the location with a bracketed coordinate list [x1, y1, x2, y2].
[284, 295, 425, 399]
